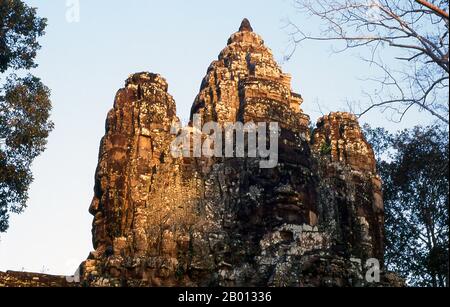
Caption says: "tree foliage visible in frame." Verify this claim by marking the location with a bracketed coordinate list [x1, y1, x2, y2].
[365, 124, 449, 286]
[0, 0, 52, 232]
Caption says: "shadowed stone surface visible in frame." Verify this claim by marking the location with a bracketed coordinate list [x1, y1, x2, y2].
[239, 18, 253, 32]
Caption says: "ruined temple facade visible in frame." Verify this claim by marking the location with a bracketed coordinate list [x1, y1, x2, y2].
[74, 19, 402, 287]
[0, 19, 402, 287]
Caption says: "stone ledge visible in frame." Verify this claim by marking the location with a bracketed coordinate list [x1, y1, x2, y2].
[0, 271, 80, 287]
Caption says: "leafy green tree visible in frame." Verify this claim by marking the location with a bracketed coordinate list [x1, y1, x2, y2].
[0, 0, 46, 73]
[0, 0, 53, 232]
[365, 125, 449, 286]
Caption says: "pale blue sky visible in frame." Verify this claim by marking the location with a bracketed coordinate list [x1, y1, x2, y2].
[0, 0, 434, 275]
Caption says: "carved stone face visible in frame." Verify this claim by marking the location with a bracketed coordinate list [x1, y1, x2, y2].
[80, 20, 387, 287]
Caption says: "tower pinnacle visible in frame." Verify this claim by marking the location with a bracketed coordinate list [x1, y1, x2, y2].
[239, 18, 253, 32]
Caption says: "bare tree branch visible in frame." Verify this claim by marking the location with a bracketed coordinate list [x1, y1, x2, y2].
[415, 0, 449, 19]
[288, 0, 449, 124]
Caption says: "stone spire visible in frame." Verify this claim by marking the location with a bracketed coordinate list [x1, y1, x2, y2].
[192, 16, 309, 131]
[76, 20, 402, 288]
[239, 18, 253, 32]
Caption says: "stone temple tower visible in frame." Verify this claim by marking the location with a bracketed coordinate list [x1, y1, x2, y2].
[78, 19, 401, 287]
